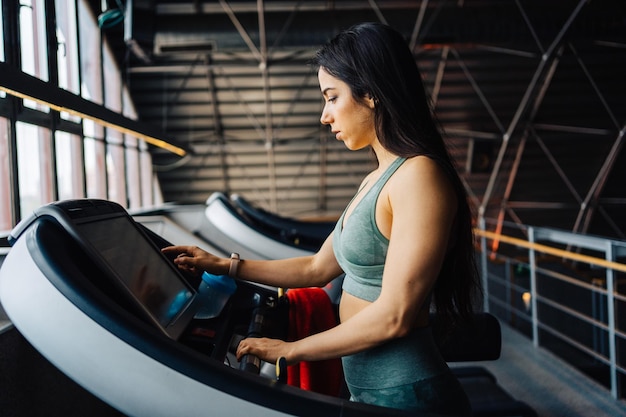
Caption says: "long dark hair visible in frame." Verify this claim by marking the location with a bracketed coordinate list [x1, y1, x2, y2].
[313, 22, 481, 329]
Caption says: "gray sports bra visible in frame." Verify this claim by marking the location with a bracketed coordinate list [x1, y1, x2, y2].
[333, 157, 406, 302]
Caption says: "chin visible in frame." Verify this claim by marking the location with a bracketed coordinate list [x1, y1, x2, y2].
[343, 142, 368, 152]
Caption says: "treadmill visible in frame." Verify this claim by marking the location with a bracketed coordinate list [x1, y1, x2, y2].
[0, 199, 424, 417]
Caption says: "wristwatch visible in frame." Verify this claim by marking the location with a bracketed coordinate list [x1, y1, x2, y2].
[228, 252, 241, 278]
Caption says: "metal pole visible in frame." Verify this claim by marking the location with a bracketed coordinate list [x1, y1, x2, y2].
[528, 227, 539, 348]
[505, 258, 511, 323]
[605, 241, 618, 399]
[479, 216, 489, 312]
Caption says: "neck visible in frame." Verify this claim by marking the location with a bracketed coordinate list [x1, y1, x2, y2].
[371, 142, 399, 170]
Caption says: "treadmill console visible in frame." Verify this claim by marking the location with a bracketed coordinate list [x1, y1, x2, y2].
[9, 199, 288, 373]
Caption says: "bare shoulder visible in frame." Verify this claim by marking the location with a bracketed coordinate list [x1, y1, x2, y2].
[390, 156, 455, 197]
[376, 156, 457, 239]
[382, 156, 457, 222]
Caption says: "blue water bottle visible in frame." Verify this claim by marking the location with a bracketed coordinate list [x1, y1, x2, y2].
[194, 272, 237, 319]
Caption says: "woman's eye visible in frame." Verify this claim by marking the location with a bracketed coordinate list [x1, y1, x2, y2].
[328, 97, 337, 103]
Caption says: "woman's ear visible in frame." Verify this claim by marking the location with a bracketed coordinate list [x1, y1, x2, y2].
[365, 94, 377, 109]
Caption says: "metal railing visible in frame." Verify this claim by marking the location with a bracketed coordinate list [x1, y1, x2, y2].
[476, 218, 626, 400]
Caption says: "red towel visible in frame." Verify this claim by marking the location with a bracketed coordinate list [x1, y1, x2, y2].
[286, 287, 343, 397]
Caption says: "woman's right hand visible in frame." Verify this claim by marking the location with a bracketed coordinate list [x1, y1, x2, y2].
[161, 245, 227, 277]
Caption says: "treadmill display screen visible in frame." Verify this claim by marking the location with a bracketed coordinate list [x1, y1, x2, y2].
[78, 216, 194, 329]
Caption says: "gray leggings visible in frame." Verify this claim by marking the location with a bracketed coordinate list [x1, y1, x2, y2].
[342, 327, 471, 415]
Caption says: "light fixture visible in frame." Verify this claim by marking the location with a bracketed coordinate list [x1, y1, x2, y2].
[522, 292, 532, 312]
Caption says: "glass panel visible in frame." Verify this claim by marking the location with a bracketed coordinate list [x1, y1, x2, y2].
[0, 117, 12, 231]
[139, 141, 154, 206]
[19, 0, 50, 111]
[78, 0, 103, 105]
[123, 90, 140, 208]
[0, 0, 4, 98]
[55, 0, 80, 122]
[55, 131, 84, 200]
[16, 122, 53, 217]
[125, 137, 141, 210]
[103, 44, 124, 207]
[103, 42, 121, 111]
[84, 135, 107, 199]
[152, 175, 164, 206]
[0, 0, 5, 62]
[106, 130, 127, 207]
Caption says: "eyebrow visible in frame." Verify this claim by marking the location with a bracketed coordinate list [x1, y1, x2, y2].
[322, 87, 336, 96]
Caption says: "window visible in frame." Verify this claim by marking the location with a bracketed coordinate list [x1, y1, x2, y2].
[102, 41, 121, 111]
[78, 0, 103, 105]
[125, 137, 141, 210]
[123, 91, 140, 209]
[55, 131, 84, 200]
[19, 0, 49, 112]
[0, 0, 4, 62]
[55, 0, 81, 122]
[16, 122, 53, 218]
[0, 117, 12, 231]
[84, 131, 107, 200]
[102, 41, 127, 207]
[139, 141, 155, 206]
[1, 0, 164, 227]
[106, 131, 127, 207]
[0, 1, 4, 99]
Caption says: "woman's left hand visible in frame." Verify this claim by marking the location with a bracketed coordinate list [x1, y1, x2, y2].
[236, 337, 295, 365]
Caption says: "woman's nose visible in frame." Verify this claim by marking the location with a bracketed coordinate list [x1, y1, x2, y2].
[320, 106, 331, 125]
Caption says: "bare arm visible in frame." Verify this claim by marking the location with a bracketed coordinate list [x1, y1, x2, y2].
[161, 233, 343, 289]
[237, 156, 457, 364]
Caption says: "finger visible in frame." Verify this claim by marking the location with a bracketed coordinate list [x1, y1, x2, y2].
[236, 341, 248, 360]
[237, 338, 260, 359]
[161, 246, 185, 256]
[174, 255, 196, 268]
[164, 245, 197, 255]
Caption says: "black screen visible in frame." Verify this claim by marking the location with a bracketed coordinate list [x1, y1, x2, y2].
[78, 216, 194, 328]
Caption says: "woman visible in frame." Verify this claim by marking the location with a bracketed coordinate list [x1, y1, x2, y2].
[163, 22, 480, 415]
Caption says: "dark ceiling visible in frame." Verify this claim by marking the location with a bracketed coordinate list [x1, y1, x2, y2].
[97, 0, 626, 240]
